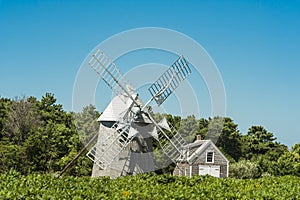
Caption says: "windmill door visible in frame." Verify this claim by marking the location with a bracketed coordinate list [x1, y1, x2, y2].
[198, 165, 220, 178]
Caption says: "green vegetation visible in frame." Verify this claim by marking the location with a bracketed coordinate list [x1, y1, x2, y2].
[0, 93, 97, 176]
[0, 93, 299, 178]
[0, 172, 299, 199]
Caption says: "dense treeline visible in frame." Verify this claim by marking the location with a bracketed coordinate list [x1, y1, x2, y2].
[0, 93, 299, 178]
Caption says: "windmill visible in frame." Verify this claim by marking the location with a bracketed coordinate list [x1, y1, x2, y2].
[60, 49, 192, 178]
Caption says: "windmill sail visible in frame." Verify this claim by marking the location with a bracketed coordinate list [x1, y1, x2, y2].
[148, 56, 191, 106]
[157, 119, 187, 162]
[87, 121, 133, 169]
[88, 49, 136, 103]
[144, 115, 188, 163]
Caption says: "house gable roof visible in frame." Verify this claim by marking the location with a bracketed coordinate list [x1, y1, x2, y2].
[181, 140, 229, 164]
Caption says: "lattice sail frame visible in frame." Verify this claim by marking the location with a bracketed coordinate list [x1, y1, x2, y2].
[148, 56, 191, 106]
[88, 49, 136, 103]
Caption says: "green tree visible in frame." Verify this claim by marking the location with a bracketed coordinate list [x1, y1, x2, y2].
[291, 143, 300, 176]
[242, 126, 287, 160]
[24, 121, 75, 172]
[22, 93, 78, 173]
[73, 104, 100, 144]
[0, 96, 39, 173]
[241, 126, 289, 176]
[0, 93, 97, 175]
[2, 97, 40, 145]
[292, 143, 300, 154]
[200, 117, 242, 161]
[0, 141, 29, 174]
[275, 143, 300, 176]
[197, 118, 209, 139]
[214, 117, 242, 161]
[58, 105, 100, 176]
[0, 97, 11, 139]
[37, 93, 71, 126]
[178, 115, 198, 142]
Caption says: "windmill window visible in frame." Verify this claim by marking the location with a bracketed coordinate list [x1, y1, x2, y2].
[206, 152, 214, 163]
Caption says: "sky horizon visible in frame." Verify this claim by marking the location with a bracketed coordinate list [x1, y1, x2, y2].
[0, 0, 299, 147]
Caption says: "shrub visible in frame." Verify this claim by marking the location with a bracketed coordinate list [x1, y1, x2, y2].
[229, 160, 261, 179]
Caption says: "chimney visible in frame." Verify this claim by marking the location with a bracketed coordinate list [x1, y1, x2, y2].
[196, 135, 202, 141]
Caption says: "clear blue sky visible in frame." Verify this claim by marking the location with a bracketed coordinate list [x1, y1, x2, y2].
[0, 0, 299, 147]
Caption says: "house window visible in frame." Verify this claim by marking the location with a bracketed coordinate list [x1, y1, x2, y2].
[206, 152, 214, 163]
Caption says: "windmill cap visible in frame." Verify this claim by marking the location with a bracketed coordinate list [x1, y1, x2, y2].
[98, 94, 152, 124]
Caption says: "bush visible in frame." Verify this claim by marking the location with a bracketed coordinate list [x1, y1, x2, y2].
[229, 160, 261, 179]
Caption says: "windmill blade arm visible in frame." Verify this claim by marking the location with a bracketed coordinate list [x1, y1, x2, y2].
[86, 122, 135, 169]
[143, 112, 187, 163]
[89, 49, 137, 104]
[148, 56, 191, 106]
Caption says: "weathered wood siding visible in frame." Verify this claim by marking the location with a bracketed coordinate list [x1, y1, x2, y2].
[173, 163, 190, 176]
[173, 143, 228, 178]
